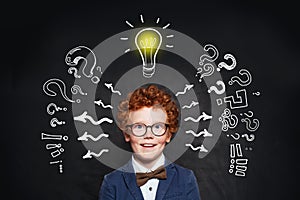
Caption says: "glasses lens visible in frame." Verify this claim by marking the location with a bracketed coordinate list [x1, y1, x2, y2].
[132, 123, 146, 136]
[152, 123, 166, 135]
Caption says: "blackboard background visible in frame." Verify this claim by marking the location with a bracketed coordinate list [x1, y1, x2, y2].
[3, 0, 299, 200]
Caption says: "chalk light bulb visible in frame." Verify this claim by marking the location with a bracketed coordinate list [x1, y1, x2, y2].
[135, 28, 162, 78]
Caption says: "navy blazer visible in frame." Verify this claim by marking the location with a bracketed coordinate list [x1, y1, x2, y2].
[99, 160, 201, 200]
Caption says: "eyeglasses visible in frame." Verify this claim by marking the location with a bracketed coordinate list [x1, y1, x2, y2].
[126, 122, 169, 137]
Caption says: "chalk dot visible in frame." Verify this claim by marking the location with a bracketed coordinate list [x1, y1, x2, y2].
[63, 136, 69, 141]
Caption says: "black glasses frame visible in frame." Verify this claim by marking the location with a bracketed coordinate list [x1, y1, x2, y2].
[126, 122, 169, 137]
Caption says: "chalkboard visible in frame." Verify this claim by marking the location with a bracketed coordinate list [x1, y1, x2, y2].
[3, 1, 298, 200]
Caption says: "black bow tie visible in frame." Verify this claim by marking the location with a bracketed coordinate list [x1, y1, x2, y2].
[136, 166, 167, 186]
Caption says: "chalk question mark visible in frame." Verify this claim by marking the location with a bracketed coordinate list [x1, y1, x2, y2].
[65, 46, 100, 84]
[217, 54, 237, 71]
[43, 78, 80, 103]
[199, 44, 219, 66]
[208, 80, 226, 94]
[241, 118, 260, 132]
[241, 133, 255, 142]
[240, 111, 253, 118]
[252, 91, 261, 96]
[227, 133, 240, 140]
[71, 85, 87, 96]
[229, 69, 252, 86]
[50, 118, 66, 127]
[68, 67, 81, 78]
[47, 103, 67, 115]
[196, 63, 215, 82]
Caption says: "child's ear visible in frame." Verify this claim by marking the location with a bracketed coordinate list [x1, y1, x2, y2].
[165, 131, 172, 143]
[123, 132, 131, 142]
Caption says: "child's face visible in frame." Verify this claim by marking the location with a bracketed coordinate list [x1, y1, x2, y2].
[124, 107, 171, 164]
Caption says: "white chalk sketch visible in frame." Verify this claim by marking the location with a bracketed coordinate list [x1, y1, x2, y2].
[94, 99, 113, 109]
[228, 69, 252, 86]
[199, 44, 219, 66]
[83, 149, 109, 159]
[217, 53, 237, 71]
[208, 80, 226, 94]
[185, 144, 208, 152]
[182, 101, 199, 109]
[184, 112, 212, 122]
[78, 132, 109, 142]
[41, 132, 68, 141]
[74, 111, 113, 125]
[185, 129, 212, 137]
[47, 103, 67, 115]
[43, 78, 79, 103]
[104, 83, 121, 95]
[50, 117, 66, 128]
[175, 84, 194, 96]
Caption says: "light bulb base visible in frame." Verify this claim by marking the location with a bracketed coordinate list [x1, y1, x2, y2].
[143, 64, 155, 78]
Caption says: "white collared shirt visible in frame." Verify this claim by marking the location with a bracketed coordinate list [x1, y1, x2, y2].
[132, 154, 165, 200]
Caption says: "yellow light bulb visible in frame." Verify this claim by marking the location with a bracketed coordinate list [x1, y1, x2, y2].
[135, 28, 162, 78]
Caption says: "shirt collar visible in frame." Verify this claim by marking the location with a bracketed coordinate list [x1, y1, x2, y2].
[132, 154, 165, 173]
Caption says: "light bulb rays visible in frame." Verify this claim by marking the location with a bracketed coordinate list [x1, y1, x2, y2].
[120, 15, 174, 77]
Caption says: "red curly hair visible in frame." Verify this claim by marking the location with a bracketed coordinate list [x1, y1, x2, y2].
[117, 85, 179, 134]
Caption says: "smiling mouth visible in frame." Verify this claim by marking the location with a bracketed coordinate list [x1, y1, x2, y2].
[140, 144, 157, 148]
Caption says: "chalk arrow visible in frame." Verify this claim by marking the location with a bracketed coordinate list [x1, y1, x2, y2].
[185, 129, 213, 137]
[74, 111, 113, 125]
[175, 84, 194, 96]
[182, 101, 199, 109]
[184, 112, 212, 122]
[94, 99, 113, 109]
[185, 144, 208, 152]
[82, 149, 109, 159]
[104, 82, 121, 95]
[78, 132, 109, 141]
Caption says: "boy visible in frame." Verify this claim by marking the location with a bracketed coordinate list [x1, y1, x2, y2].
[99, 85, 201, 200]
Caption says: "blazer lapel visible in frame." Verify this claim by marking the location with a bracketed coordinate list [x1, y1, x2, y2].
[121, 160, 144, 200]
[155, 162, 176, 200]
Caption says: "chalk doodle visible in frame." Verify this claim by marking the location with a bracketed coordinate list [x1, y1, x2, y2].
[228, 69, 252, 86]
[78, 132, 109, 142]
[71, 85, 87, 96]
[94, 99, 113, 109]
[208, 80, 226, 95]
[175, 84, 194, 96]
[68, 67, 81, 78]
[83, 149, 109, 159]
[229, 143, 248, 177]
[51, 148, 64, 158]
[46, 143, 62, 150]
[65, 46, 100, 84]
[219, 108, 238, 131]
[199, 44, 219, 66]
[104, 83, 122, 95]
[74, 111, 113, 125]
[185, 144, 208, 153]
[184, 112, 212, 122]
[43, 78, 80, 103]
[50, 117, 66, 128]
[217, 53, 237, 71]
[196, 63, 215, 82]
[223, 89, 248, 109]
[41, 132, 68, 141]
[46, 103, 67, 115]
[241, 118, 260, 132]
[182, 101, 199, 109]
[185, 129, 213, 137]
